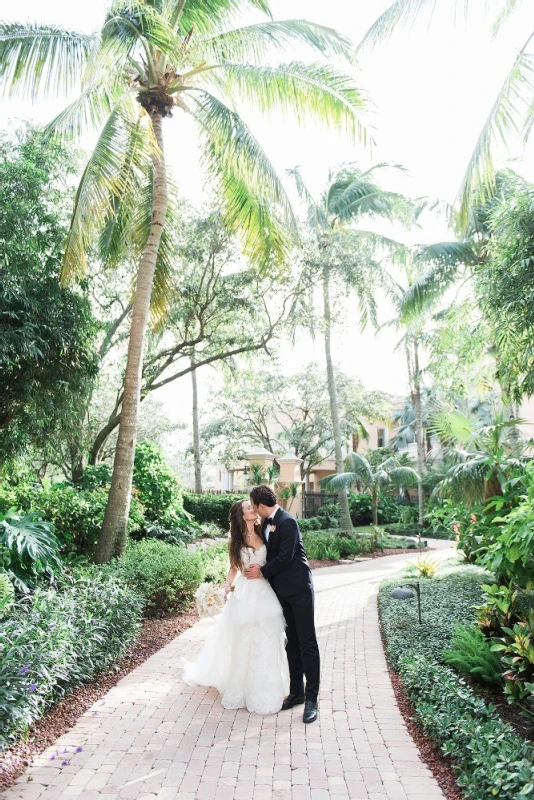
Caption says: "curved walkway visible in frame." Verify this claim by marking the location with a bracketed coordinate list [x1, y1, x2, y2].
[2, 543, 453, 800]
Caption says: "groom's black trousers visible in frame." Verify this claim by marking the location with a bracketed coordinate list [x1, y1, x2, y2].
[280, 587, 320, 702]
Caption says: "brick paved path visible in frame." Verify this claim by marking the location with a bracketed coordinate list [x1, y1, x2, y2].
[3, 548, 452, 800]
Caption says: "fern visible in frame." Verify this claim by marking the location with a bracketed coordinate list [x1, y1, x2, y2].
[443, 624, 503, 687]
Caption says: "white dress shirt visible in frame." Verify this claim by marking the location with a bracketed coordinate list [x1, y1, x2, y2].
[264, 505, 280, 542]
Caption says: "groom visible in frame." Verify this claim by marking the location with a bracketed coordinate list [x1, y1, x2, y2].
[245, 485, 320, 724]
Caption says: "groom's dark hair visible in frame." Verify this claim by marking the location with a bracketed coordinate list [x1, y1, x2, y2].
[250, 485, 277, 506]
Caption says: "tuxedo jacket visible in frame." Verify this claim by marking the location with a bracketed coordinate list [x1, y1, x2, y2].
[260, 507, 313, 598]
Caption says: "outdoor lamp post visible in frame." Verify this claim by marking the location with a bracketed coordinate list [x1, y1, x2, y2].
[389, 582, 422, 624]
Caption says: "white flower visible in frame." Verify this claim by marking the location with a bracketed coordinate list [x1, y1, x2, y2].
[195, 583, 227, 618]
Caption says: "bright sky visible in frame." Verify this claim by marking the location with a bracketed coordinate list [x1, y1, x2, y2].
[3, 0, 533, 443]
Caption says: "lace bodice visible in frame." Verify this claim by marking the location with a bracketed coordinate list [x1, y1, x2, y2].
[240, 544, 267, 570]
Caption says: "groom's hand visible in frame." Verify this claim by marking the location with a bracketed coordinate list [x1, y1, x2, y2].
[244, 564, 262, 580]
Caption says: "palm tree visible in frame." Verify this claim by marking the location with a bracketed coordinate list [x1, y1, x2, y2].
[359, 0, 534, 227]
[430, 399, 528, 505]
[321, 451, 419, 526]
[290, 164, 412, 533]
[1, 1, 369, 561]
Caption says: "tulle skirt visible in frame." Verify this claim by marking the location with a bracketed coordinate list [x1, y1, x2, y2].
[181, 573, 289, 714]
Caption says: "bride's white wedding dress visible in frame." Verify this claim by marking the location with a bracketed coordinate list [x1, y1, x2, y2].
[181, 545, 289, 714]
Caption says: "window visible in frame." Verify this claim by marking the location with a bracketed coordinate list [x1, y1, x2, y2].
[377, 428, 386, 448]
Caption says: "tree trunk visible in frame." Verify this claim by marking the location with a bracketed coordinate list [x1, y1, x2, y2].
[483, 472, 502, 502]
[94, 112, 168, 563]
[372, 488, 378, 526]
[191, 359, 202, 493]
[412, 342, 425, 529]
[323, 269, 353, 534]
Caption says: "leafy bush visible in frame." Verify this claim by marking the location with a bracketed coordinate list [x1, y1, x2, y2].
[182, 492, 243, 529]
[316, 503, 340, 528]
[492, 612, 534, 717]
[299, 517, 323, 533]
[383, 522, 425, 537]
[0, 510, 61, 592]
[78, 464, 112, 489]
[399, 656, 534, 799]
[424, 499, 469, 539]
[348, 492, 411, 526]
[302, 530, 379, 560]
[133, 441, 183, 520]
[380, 565, 490, 668]
[0, 572, 15, 618]
[443, 624, 503, 686]
[0, 570, 143, 749]
[0, 483, 145, 557]
[105, 540, 228, 616]
[199, 521, 225, 539]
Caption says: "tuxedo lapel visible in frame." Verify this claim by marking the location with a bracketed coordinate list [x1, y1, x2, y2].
[266, 508, 283, 553]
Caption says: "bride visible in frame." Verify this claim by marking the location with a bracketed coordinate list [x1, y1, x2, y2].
[180, 499, 289, 714]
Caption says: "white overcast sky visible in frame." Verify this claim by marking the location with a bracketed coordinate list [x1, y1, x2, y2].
[3, 0, 534, 438]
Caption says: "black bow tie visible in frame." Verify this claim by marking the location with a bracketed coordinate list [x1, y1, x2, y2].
[266, 516, 274, 524]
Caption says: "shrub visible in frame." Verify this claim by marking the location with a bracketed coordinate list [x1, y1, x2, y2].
[316, 503, 340, 528]
[0, 572, 15, 618]
[1, 510, 61, 592]
[302, 530, 378, 560]
[425, 499, 471, 541]
[182, 492, 243, 529]
[347, 492, 410, 526]
[104, 539, 229, 616]
[78, 464, 112, 490]
[380, 566, 490, 668]
[299, 517, 323, 533]
[0, 483, 145, 557]
[399, 656, 534, 799]
[443, 624, 503, 687]
[0, 570, 143, 749]
[383, 522, 424, 537]
[492, 612, 534, 717]
[133, 441, 183, 520]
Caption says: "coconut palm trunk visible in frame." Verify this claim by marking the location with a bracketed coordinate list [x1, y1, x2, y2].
[322, 268, 353, 533]
[95, 112, 168, 563]
[191, 359, 203, 494]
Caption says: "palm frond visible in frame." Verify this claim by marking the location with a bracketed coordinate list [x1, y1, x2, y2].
[45, 81, 129, 141]
[458, 47, 534, 230]
[62, 99, 155, 281]
[287, 166, 328, 233]
[0, 23, 96, 100]
[400, 242, 477, 319]
[103, 0, 182, 61]
[207, 61, 369, 145]
[388, 466, 420, 487]
[358, 0, 439, 51]
[201, 20, 354, 63]
[321, 471, 358, 491]
[491, 0, 523, 37]
[190, 89, 296, 267]
[177, 0, 272, 36]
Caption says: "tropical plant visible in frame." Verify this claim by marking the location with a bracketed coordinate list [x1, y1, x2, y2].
[277, 482, 301, 514]
[133, 440, 182, 520]
[0, 572, 15, 619]
[290, 163, 412, 531]
[443, 624, 503, 687]
[0, 510, 61, 592]
[430, 399, 527, 504]
[492, 613, 534, 718]
[1, 0, 368, 562]
[360, 0, 534, 228]
[322, 451, 419, 526]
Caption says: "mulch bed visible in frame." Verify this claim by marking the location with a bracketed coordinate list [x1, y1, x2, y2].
[387, 665, 465, 800]
[1, 547, 432, 791]
[0, 609, 199, 790]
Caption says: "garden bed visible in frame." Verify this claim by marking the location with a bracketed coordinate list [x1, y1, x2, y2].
[379, 561, 534, 799]
[0, 608, 199, 790]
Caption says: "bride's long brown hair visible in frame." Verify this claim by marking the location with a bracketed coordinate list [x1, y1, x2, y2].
[228, 500, 261, 571]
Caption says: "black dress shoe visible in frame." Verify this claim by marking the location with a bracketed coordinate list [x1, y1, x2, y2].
[281, 693, 305, 710]
[303, 699, 318, 724]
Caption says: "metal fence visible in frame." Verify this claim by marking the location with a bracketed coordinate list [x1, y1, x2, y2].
[303, 491, 338, 519]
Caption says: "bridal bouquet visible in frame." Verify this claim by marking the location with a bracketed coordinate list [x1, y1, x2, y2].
[194, 582, 228, 618]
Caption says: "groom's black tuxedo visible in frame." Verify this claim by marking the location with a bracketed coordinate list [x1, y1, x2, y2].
[260, 508, 320, 703]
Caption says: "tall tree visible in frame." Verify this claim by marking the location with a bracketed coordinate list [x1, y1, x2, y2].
[360, 0, 534, 227]
[191, 358, 202, 493]
[0, 127, 97, 460]
[290, 164, 412, 531]
[1, 0, 368, 561]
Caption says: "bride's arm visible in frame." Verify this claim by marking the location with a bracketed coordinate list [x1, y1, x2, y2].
[223, 565, 238, 594]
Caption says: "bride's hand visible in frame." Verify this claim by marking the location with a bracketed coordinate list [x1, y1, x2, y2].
[223, 582, 232, 596]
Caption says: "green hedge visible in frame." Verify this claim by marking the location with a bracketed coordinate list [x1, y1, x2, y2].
[104, 540, 229, 616]
[182, 492, 242, 530]
[0, 483, 145, 557]
[0, 570, 143, 749]
[399, 656, 534, 799]
[380, 565, 489, 667]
